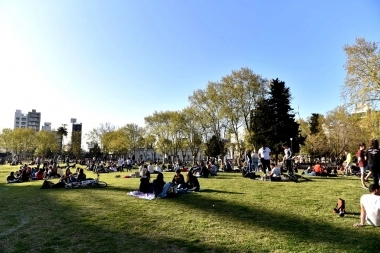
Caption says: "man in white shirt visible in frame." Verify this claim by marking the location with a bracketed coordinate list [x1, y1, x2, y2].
[258, 144, 271, 175]
[354, 184, 380, 227]
[125, 157, 132, 172]
[117, 157, 124, 172]
[147, 162, 155, 174]
[282, 143, 293, 174]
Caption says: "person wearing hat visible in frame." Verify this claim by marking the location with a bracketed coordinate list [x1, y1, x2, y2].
[357, 142, 369, 189]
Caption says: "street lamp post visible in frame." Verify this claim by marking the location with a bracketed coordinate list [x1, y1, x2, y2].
[290, 138, 293, 173]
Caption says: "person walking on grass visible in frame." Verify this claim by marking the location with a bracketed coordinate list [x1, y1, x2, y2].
[344, 149, 353, 175]
[357, 142, 369, 189]
[367, 139, 380, 186]
[258, 144, 271, 176]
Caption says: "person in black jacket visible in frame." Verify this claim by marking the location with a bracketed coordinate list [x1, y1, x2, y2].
[172, 169, 185, 188]
[367, 139, 380, 186]
[186, 171, 200, 191]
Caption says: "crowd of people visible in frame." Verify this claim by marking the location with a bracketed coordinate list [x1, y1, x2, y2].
[4, 138, 380, 227]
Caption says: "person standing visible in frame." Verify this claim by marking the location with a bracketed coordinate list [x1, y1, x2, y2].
[282, 143, 293, 174]
[251, 150, 259, 173]
[344, 150, 353, 175]
[367, 139, 380, 186]
[258, 144, 271, 176]
[357, 143, 369, 189]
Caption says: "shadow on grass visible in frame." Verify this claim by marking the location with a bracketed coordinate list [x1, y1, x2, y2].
[1, 180, 377, 253]
[200, 189, 244, 194]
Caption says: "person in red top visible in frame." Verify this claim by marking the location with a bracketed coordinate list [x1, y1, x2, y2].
[357, 142, 370, 189]
[313, 162, 324, 175]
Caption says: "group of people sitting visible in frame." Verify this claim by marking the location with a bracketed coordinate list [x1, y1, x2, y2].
[6, 163, 87, 186]
[6, 163, 65, 183]
[138, 168, 200, 198]
[301, 162, 338, 177]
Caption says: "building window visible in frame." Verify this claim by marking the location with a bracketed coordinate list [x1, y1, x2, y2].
[22, 118, 26, 121]
[16, 117, 20, 120]
[21, 122, 26, 125]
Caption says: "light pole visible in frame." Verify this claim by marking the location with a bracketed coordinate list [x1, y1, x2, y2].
[290, 138, 293, 173]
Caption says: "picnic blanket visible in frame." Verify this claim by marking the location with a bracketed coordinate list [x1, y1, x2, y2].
[127, 191, 156, 200]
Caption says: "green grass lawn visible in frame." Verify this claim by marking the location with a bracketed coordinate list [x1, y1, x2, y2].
[0, 164, 378, 253]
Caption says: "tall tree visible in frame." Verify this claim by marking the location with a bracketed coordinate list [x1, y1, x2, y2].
[309, 113, 321, 135]
[34, 130, 59, 157]
[342, 38, 380, 108]
[220, 68, 267, 157]
[250, 78, 305, 161]
[56, 124, 68, 154]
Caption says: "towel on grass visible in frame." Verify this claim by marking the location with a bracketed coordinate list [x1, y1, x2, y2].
[127, 191, 156, 200]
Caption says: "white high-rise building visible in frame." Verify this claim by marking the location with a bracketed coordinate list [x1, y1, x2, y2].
[14, 109, 41, 131]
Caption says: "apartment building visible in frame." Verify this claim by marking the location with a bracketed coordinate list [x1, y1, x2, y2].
[14, 109, 41, 131]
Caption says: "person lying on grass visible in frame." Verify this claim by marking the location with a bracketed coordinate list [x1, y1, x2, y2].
[354, 184, 380, 227]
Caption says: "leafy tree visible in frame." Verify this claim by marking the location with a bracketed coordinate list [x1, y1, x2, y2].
[121, 123, 145, 158]
[0, 128, 14, 158]
[34, 130, 58, 157]
[145, 111, 175, 162]
[182, 106, 204, 165]
[85, 122, 116, 149]
[220, 68, 268, 157]
[250, 78, 305, 161]
[189, 82, 229, 160]
[324, 106, 363, 158]
[342, 38, 380, 108]
[71, 131, 82, 158]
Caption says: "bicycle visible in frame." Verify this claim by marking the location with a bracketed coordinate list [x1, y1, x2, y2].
[65, 173, 107, 189]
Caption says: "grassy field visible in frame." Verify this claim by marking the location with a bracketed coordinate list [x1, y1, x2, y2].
[0, 164, 378, 253]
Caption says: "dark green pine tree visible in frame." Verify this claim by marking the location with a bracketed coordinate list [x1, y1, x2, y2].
[250, 78, 305, 162]
[309, 113, 321, 135]
[205, 135, 224, 158]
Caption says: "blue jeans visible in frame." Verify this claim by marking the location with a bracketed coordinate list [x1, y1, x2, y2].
[252, 159, 259, 172]
[157, 182, 172, 198]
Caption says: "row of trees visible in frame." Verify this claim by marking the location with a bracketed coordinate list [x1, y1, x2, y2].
[0, 38, 378, 163]
[0, 128, 59, 158]
[84, 69, 304, 164]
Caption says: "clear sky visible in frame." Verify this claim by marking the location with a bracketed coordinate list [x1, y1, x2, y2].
[1, 0, 380, 140]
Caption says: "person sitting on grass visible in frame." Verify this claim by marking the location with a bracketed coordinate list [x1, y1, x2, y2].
[354, 184, 380, 227]
[302, 162, 326, 176]
[172, 169, 185, 189]
[152, 172, 171, 198]
[34, 169, 44, 180]
[7, 171, 20, 183]
[148, 162, 155, 174]
[186, 170, 200, 191]
[139, 171, 152, 193]
[269, 163, 281, 181]
[154, 163, 162, 174]
[77, 168, 87, 182]
[60, 168, 73, 184]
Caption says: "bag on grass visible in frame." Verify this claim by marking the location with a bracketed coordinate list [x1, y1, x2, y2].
[40, 180, 54, 189]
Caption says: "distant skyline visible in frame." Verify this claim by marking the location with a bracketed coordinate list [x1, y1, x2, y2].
[1, 0, 380, 138]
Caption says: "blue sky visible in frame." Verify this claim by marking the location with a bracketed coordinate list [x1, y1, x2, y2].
[1, 0, 380, 139]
